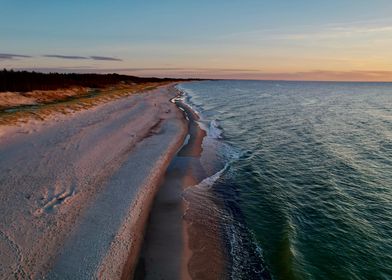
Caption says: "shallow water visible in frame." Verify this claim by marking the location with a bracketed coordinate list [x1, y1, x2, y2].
[178, 80, 392, 280]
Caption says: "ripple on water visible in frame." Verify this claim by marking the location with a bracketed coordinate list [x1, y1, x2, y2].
[178, 81, 392, 280]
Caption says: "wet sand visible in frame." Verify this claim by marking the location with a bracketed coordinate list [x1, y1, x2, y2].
[0, 85, 187, 279]
[135, 95, 226, 279]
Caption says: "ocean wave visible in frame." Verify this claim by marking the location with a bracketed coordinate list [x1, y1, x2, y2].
[178, 88, 224, 140]
[226, 221, 271, 280]
[177, 86, 224, 140]
[196, 119, 223, 139]
[208, 119, 223, 139]
[179, 82, 270, 279]
[193, 162, 229, 190]
[194, 143, 242, 190]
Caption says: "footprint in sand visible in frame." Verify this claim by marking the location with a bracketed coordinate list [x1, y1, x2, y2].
[34, 183, 76, 216]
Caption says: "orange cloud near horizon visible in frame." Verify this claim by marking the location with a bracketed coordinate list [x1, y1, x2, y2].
[111, 69, 392, 82]
[9, 67, 392, 82]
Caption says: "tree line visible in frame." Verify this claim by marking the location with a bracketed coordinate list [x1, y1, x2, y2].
[0, 69, 184, 92]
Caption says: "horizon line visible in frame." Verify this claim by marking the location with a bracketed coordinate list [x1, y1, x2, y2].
[3, 67, 392, 83]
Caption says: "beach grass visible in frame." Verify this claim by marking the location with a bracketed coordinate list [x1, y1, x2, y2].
[0, 82, 170, 126]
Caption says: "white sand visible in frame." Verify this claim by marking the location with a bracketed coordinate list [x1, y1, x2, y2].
[0, 85, 186, 279]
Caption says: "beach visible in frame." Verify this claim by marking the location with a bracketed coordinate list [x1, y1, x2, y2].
[0, 84, 188, 279]
[4, 1, 392, 279]
[2, 79, 392, 280]
[135, 95, 226, 280]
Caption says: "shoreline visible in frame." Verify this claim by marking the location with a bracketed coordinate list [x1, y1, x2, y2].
[0, 84, 187, 279]
[180, 100, 227, 280]
[134, 86, 226, 279]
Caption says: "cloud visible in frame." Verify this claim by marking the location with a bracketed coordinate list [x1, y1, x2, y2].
[218, 18, 392, 44]
[43, 54, 89, 60]
[0, 54, 123, 61]
[0, 53, 32, 60]
[204, 70, 392, 82]
[117, 69, 392, 82]
[280, 25, 392, 42]
[10, 67, 97, 74]
[42, 54, 122, 61]
[90, 56, 122, 61]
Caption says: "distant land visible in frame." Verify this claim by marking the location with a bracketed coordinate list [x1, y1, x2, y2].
[0, 69, 201, 116]
[0, 69, 195, 92]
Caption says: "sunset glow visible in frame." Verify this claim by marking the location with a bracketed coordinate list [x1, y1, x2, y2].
[2, 0, 392, 81]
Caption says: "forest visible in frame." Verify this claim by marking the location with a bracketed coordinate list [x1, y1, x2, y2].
[0, 69, 184, 92]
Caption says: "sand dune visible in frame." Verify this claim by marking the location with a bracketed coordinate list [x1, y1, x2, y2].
[0, 85, 186, 279]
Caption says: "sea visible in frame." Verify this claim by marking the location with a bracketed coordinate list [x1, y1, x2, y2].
[176, 80, 392, 280]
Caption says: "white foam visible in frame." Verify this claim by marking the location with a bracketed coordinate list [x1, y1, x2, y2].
[208, 119, 223, 139]
[177, 85, 223, 140]
[178, 83, 242, 186]
[178, 134, 191, 151]
[175, 85, 203, 118]
[196, 120, 208, 132]
[193, 162, 229, 190]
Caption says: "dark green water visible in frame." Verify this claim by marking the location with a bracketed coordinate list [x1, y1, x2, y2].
[178, 80, 392, 280]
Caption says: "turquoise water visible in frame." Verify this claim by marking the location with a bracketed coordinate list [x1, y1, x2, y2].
[178, 81, 392, 280]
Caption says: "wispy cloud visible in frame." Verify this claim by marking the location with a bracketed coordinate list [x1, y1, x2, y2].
[230, 70, 392, 82]
[90, 56, 122, 61]
[113, 69, 392, 82]
[218, 18, 392, 43]
[43, 54, 89, 60]
[281, 24, 392, 41]
[0, 53, 32, 60]
[42, 54, 122, 61]
[11, 67, 259, 74]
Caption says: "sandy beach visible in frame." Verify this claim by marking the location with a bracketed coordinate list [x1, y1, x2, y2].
[0, 84, 187, 279]
[3, 2, 392, 279]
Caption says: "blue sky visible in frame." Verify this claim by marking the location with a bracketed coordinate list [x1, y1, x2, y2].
[1, 0, 392, 80]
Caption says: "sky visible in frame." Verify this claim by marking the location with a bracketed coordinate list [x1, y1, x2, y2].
[1, 0, 392, 81]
